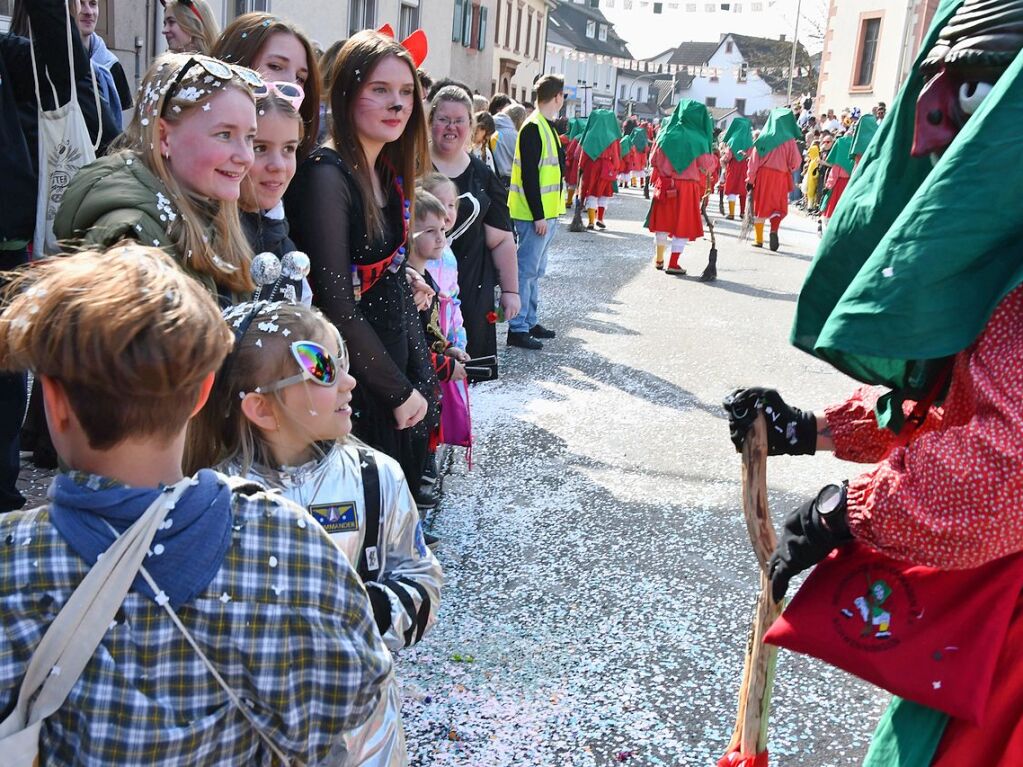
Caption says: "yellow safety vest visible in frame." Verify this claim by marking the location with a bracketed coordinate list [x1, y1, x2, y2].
[508, 110, 566, 221]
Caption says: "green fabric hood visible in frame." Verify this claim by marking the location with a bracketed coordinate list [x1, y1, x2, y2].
[850, 115, 878, 158]
[629, 126, 650, 152]
[723, 117, 753, 160]
[790, 0, 1023, 429]
[655, 99, 714, 174]
[580, 109, 621, 160]
[753, 108, 801, 155]
[568, 117, 588, 141]
[826, 134, 855, 175]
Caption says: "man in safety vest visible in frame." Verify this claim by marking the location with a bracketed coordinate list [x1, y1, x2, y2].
[506, 74, 566, 350]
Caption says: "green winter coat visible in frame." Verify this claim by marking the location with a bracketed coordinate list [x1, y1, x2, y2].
[54, 150, 242, 302]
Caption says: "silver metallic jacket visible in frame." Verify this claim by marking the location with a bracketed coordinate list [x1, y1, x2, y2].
[235, 443, 443, 767]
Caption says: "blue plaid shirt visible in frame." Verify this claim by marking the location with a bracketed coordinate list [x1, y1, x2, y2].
[0, 473, 392, 765]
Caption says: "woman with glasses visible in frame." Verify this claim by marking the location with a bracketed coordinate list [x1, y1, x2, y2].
[284, 30, 437, 492]
[428, 85, 519, 380]
[55, 53, 260, 305]
[161, 0, 219, 54]
[212, 13, 321, 160]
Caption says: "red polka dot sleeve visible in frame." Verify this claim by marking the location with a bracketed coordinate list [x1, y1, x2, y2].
[837, 285, 1023, 569]
[824, 386, 943, 464]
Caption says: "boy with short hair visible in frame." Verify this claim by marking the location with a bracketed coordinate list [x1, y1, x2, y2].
[0, 245, 391, 764]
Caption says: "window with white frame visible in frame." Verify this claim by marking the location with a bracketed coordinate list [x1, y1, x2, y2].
[705, 3, 715, 10]
[0, 0, 13, 33]
[751, 1, 762, 9]
[586, 19, 595, 37]
[653, 1, 663, 12]
[624, 0, 633, 8]
[598, 23, 607, 40]
[686, 2, 697, 10]
[350, 0, 377, 36]
[399, 0, 420, 39]
[235, 0, 269, 15]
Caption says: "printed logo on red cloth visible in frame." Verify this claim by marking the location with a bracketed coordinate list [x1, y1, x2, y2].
[832, 564, 923, 650]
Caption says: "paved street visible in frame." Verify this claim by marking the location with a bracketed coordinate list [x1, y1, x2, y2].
[399, 188, 889, 766]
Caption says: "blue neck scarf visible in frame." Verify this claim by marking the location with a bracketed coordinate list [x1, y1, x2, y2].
[48, 469, 233, 609]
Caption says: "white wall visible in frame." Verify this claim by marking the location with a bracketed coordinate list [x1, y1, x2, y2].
[816, 0, 910, 115]
[679, 37, 784, 118]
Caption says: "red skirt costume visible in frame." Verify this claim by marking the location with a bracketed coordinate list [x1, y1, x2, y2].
[751, 166, 793, 221]
[646, 151, 708, 240]
[625, 145, 648, 174]
[821, 285, 1023, 764]
[565, 138, 582, 187]
[579, 140, 621, 199]
[724, 156, 749, 195]
[823, 174, 850, 218]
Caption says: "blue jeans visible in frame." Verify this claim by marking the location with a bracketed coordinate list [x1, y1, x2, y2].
[509, 218, 559, 334]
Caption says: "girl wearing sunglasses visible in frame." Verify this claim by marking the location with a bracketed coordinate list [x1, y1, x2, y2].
[186, 301, 442, 767]
[161, 0, 219, 54]
[55, 53, 259, 304]
[212, 13, 322, 160]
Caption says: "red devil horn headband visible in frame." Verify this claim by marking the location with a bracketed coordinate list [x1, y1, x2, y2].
[377, 24, 429, 68]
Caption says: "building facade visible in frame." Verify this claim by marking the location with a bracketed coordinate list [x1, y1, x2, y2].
[815, 0, 940, 114]
[544, 0, 633, 116]
[490, 0, 553, 101]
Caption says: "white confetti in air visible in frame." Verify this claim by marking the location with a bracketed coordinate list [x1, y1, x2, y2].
[882, 266, 894, 278]
[269, 555, 279, 568]
[220, 592, 232, 603]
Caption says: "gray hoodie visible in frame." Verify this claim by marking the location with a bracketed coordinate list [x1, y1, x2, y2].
[492, 112, 517, 181]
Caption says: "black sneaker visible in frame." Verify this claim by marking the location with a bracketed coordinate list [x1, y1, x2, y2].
[529, 324, 556, 339]
[507, 331, 543, 350]
[595, 220, 607, 229]
[769, 231, 780, 251]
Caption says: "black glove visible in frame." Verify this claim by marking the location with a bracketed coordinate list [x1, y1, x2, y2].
[768, 484, 853, 602]
[722, 387, 817, 456]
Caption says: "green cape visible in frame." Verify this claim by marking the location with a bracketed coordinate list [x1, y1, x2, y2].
[629, 126, 650, 152]
[753, 108, 802, 155]
[655, 99, 713, 174]
[790, 0, 1023, 428]
[580, 109, 621, 160]
[826, 135, 855, 175]
[568, 117, 587, 141]
[620, 133, 632, 158]
[850, 114, 878, 158]
[723, 117, 753, 161]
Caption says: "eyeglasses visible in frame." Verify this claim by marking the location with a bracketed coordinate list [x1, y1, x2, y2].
[435, 117, 469, 128]
[159, 0, 203, 23]
[253, 80, 305, 111]
[161, 55, 264, 116]
[257, 335, 349, 394]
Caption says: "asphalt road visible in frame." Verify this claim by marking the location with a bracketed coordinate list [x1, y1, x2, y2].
[400, 188, 889, 766]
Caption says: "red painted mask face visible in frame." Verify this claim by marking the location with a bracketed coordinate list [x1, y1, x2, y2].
[911, 63, 999, 157]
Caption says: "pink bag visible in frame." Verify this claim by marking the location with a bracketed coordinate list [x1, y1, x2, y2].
[439, 378, 472, 455]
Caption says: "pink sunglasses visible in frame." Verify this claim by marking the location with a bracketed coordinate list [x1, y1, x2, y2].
[253, 80, 305, 111]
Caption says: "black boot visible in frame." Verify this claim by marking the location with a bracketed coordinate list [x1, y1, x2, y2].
[769, 230, 779, 252]
[507, 331, 543, 350]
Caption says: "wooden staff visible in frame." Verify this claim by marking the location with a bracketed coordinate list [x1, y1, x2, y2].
[719, 414, 784, 766]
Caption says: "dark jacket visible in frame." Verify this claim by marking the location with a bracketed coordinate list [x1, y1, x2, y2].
[0, 0, 119, 244]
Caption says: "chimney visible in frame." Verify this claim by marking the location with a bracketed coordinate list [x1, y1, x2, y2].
[779, 34, 786, 42]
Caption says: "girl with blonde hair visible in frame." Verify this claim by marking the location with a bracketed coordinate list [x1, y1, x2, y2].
[55, 53, 261, 303]
[161, 0, 219, 54]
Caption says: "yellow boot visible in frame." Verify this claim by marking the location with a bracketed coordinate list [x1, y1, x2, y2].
[587, 208, 596, 229]
[654, 244, 666, 270]
[566, 189, 576, 207]
[728, 201, 736, 220]
[753, 222, 765, 248]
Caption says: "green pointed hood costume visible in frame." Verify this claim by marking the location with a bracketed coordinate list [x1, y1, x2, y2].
[580, 109, 621, 160]
[790, 0, 1023, 430]
[753, 108, 802, 155]
[723, 117, 754, 161]
[567, 117, 587, 141]
[629, 126, 650, 152]
[849, 115, 879, 158]
[655, 99, 714, 174]
[825, 134, 855, 175]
